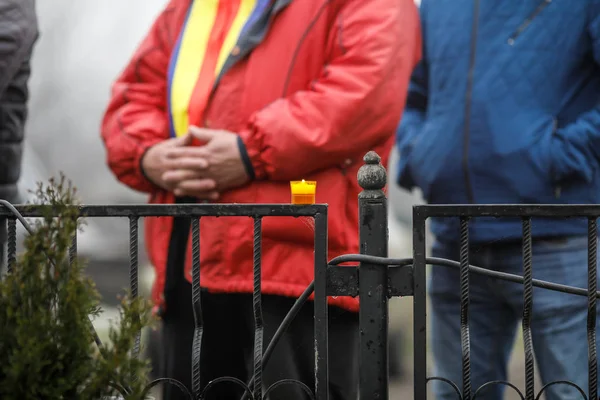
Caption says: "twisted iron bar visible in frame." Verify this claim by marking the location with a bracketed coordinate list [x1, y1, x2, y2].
[252, 217, 264, 399]
[522, 218, 534, 400]
[589, 218, 598, 400]
[69, 234, 77, 267]
[129, 216, 141, 359]
[7, 216, 16, 272]
[129, 217, 139, 299]
[459, 218, 471, 400]
[191, 218, 203, 398]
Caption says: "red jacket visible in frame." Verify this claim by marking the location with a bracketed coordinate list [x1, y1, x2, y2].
[101, 0, 421, 313]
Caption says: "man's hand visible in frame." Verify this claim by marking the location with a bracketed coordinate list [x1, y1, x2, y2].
[162, 126, 250, 197]
[141, 134, 219, 200]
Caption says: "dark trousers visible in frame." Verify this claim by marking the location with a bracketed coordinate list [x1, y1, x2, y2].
[161, 278, 359, 400]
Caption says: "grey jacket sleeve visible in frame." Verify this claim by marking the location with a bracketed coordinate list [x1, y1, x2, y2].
[0, 0, 37, 94]
[0, 0, 38, 203]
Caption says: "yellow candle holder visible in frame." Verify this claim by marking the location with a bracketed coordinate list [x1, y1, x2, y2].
[290, 180, 317, 204]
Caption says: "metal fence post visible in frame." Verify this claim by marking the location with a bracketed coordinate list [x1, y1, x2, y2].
[357, 151, 389, 399]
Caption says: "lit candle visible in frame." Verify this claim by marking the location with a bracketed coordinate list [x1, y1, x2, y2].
[290, 179, 317, 204]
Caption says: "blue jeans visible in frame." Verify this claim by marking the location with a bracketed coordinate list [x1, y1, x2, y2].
[429, 236, 599, 400]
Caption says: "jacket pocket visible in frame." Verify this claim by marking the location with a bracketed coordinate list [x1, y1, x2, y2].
[404, 132, 440, 201]
[498, 118, 556, 204]
[508, 0, 553, 45]
[548, 117, 598, 202]
[549, 117, 563, 199]
[396, 135, 419, 189]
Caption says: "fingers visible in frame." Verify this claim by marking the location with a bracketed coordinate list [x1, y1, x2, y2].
[163, 169, 220, 201]
[162, 169, 204, 184]
[163, 156, 209, 171]
[175, 178, 217, 192]
[165, 146, 211, 159]
[189, 126, 217, 143]
[168, 133, 194, 147]
[159, 144, 211, 170]
[173, 179, 219, 200]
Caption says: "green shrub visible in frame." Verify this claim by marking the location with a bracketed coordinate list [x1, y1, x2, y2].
[0, 176, 155, 399]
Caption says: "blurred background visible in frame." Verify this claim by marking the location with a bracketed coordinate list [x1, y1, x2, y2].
[16, 0, 533, 398]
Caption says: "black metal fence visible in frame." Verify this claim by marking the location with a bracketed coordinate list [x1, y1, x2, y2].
[412, 205, 600, 400]
[0, 201, 328, 399]
[1, 151, 599, 400]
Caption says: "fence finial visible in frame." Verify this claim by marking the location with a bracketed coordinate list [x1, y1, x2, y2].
[358, 151, 387, 195]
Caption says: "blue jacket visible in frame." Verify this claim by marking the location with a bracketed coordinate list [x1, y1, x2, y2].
[396, 0, 600, 243]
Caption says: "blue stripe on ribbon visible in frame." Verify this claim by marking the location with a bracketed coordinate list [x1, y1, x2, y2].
[239, 0, 271, 39]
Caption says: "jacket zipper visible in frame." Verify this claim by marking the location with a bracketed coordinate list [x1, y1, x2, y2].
[508, 0, 552, 45]
[462, 0, 481, 204]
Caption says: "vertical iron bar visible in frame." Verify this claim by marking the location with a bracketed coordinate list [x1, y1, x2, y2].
[129, 216, 139, 297]
[69, 232, 78, 267]
[522, 218, 534, 400]
[459, 217, 471, 400]
[7, 218, 16, 273]
[129, 216, 140, 358]
[589, 218, 598, 400]
[191, 218, 203, 397]
[314, 211, 329, 400]
[413, 208, 428, 400]
[252, 217, 263, 399]
[67, 220, 103, 352]
[357, 152, 388, 400]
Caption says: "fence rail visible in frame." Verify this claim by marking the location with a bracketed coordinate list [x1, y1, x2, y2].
[2, 152, 600, 399]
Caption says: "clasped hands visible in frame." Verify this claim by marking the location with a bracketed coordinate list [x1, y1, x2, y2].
[142, 126, 249, 200]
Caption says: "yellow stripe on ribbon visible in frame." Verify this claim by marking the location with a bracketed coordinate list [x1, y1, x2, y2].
[170, 0, 219, 138]
[169, 0, 257, 138]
